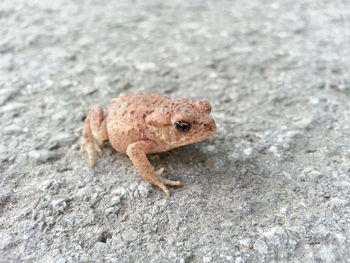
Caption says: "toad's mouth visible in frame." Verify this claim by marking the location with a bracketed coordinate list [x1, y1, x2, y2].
[170, 134, 216, 148]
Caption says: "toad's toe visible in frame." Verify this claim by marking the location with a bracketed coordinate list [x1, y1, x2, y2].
[157, 183, 171, 197]
[162, 178, 183, 187]
[155, 167, 165, 176]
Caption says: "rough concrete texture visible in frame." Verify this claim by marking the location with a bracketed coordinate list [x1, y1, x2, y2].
[1, 0, 350, 262]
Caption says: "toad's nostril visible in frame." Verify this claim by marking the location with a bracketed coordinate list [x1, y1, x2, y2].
[203, 123, 212, 130]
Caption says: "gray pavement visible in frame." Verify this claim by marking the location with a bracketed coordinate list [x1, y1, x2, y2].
[1, 0, 350, 262]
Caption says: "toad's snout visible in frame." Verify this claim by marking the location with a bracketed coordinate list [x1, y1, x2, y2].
[203, 119, 217, 133]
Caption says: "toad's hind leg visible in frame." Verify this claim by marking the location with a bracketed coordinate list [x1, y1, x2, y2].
[80, 106, 108, 167]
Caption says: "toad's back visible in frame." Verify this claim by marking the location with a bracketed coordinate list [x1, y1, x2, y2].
[106, 93, 170, 153]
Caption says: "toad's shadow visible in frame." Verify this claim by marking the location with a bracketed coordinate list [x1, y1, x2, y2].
[148, 142, 265, 194]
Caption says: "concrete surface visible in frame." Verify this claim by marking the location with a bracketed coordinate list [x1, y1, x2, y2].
[1, 0, 350, 262]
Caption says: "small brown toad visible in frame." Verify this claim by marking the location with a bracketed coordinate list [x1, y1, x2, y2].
[80, 93, 217, 197]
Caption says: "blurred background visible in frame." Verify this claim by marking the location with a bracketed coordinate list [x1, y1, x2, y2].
[1, 0, 350, 262]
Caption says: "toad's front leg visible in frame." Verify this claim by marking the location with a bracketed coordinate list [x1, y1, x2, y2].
[126, 140, 183, 197]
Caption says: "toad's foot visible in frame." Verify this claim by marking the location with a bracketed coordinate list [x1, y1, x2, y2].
[127, 141, 184, 197]
[156, 178, 183, 197]
[80, 106, 108, 167]
[155, 167, 183, 196]
[80, 138, 103, 167]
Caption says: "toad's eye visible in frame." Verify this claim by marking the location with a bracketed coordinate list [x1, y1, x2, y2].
[174, 120, 192, 132]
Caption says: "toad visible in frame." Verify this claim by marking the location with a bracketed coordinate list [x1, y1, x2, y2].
[80, 93, 217, 196]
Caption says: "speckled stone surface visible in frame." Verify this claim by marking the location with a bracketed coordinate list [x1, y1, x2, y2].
[1, 0, 350, 262]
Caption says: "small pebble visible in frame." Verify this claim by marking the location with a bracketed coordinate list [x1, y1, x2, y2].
[28, 150, 60, 163]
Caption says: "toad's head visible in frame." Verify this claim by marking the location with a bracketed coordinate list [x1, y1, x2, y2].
[146, 98, 217, 148]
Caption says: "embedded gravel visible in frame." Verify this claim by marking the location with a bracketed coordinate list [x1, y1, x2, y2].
[1, 0, 350, 262]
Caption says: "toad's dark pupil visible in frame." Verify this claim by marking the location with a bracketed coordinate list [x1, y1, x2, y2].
[175, 121, 191, 132]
